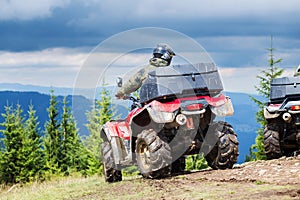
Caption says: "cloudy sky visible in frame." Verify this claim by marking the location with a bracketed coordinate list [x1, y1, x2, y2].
[0, 0, 300, 94]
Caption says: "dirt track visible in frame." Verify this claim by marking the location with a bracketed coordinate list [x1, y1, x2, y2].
[74, 156, 300, 200]
[196, 155, 300, 185]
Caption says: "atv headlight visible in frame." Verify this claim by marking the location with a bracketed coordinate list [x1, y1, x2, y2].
[146, 107, 175, 123]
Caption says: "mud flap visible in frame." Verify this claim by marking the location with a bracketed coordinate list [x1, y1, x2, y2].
[110, 137, 127, 165]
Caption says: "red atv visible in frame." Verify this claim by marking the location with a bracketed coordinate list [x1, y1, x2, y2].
[100, 63, 239, 182]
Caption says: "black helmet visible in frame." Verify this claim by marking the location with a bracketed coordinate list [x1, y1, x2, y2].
[153, 43, 175, 64]
[295, 65, 300, 77]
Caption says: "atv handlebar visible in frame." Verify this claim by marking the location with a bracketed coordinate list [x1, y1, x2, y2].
[118, 95, 141, 109]
[128, 96, 142, 109]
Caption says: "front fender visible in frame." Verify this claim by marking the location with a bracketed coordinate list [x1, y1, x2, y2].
[100, 125, 111, 141]
[100, 125, 126, 165]
[210, 97, 234, 116]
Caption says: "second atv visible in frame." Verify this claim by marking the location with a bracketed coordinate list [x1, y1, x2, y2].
[264, 76, 300, 159]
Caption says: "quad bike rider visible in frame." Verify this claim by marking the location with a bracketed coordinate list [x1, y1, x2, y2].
[100, 45, 239, 182]
[115, 43, 176, 100]
[264, 67, 300, 159]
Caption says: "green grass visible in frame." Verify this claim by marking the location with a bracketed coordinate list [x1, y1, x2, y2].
[254, 180, 266, 185]
[0, 175, 151, 200]
[0, 176, 104, 200]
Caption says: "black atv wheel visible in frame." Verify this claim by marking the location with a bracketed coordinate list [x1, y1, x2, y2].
[205, 122, 239, 169]
[101, 141, 122, 183]
[264, 126, 282, 160]
[136, 129, 172, 179]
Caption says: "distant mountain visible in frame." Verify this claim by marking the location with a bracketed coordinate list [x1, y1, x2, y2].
[0, 88, 265, 164]
[0, 83, 73, 96]
[0, 83, 116, 99]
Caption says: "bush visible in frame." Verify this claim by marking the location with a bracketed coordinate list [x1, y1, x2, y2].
[186, 154, 208, 171]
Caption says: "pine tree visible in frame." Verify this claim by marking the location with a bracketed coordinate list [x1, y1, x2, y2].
[59, 97, 99, 176]
[67, 111, 99, 176]
[97, 86, 115, 125]
[75, 144, 100, 176]
[20, 104, 45, 182]
[67, 113, 87, 173]
[60, 97, 73, 174]
[43, 90, 62, 174]
[60, 97, 83, 174]
[248, 36, 284, 161]
[0, 105, 18, 184]
[0, 104, 46, 184]
[85, 86, 115, 161]
[85, 86, 115, 174]
[0, 105, 25, 184]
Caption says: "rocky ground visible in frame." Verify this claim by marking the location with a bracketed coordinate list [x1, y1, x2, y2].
[74, 155, 300, 200]
[196, 155, 300, 185]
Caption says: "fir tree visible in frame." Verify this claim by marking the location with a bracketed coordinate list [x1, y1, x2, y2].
[0, 105, 25, 184]
[20, 104, 45, 182]
[248, 36, 284, 161]
[60, 97, 73, 174]
[85, 86, 115, 174]
[60, 97, 83, 174]
[0, 104, 46, 184]
[85, 86, 115, 161]
[60, 97, 99, 176]
[67, 111, 99, 175]
[43, 90, 62, 174]
[75, 145, 100, 176]
[67, 113, 86, 173]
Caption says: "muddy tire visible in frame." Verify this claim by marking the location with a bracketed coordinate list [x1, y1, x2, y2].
[264, 126, 282, 160]
[205, 122, 239, 169]
[136, 129, 172, 179]
[101, 141, 122, 183]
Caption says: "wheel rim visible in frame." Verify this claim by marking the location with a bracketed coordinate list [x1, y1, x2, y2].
[138, 142, 151, 170]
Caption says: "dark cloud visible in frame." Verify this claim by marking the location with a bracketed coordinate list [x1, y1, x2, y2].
[0, 0, 299, 52]
[0, 0, 299, 74]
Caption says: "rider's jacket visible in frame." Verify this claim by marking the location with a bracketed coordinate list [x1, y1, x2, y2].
[115, 58, 169, 98]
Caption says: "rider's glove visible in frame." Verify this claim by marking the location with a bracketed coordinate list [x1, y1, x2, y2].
[115, 93, 125, 99]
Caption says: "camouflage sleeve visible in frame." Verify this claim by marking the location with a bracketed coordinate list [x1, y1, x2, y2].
[116, 66, 153, 97]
